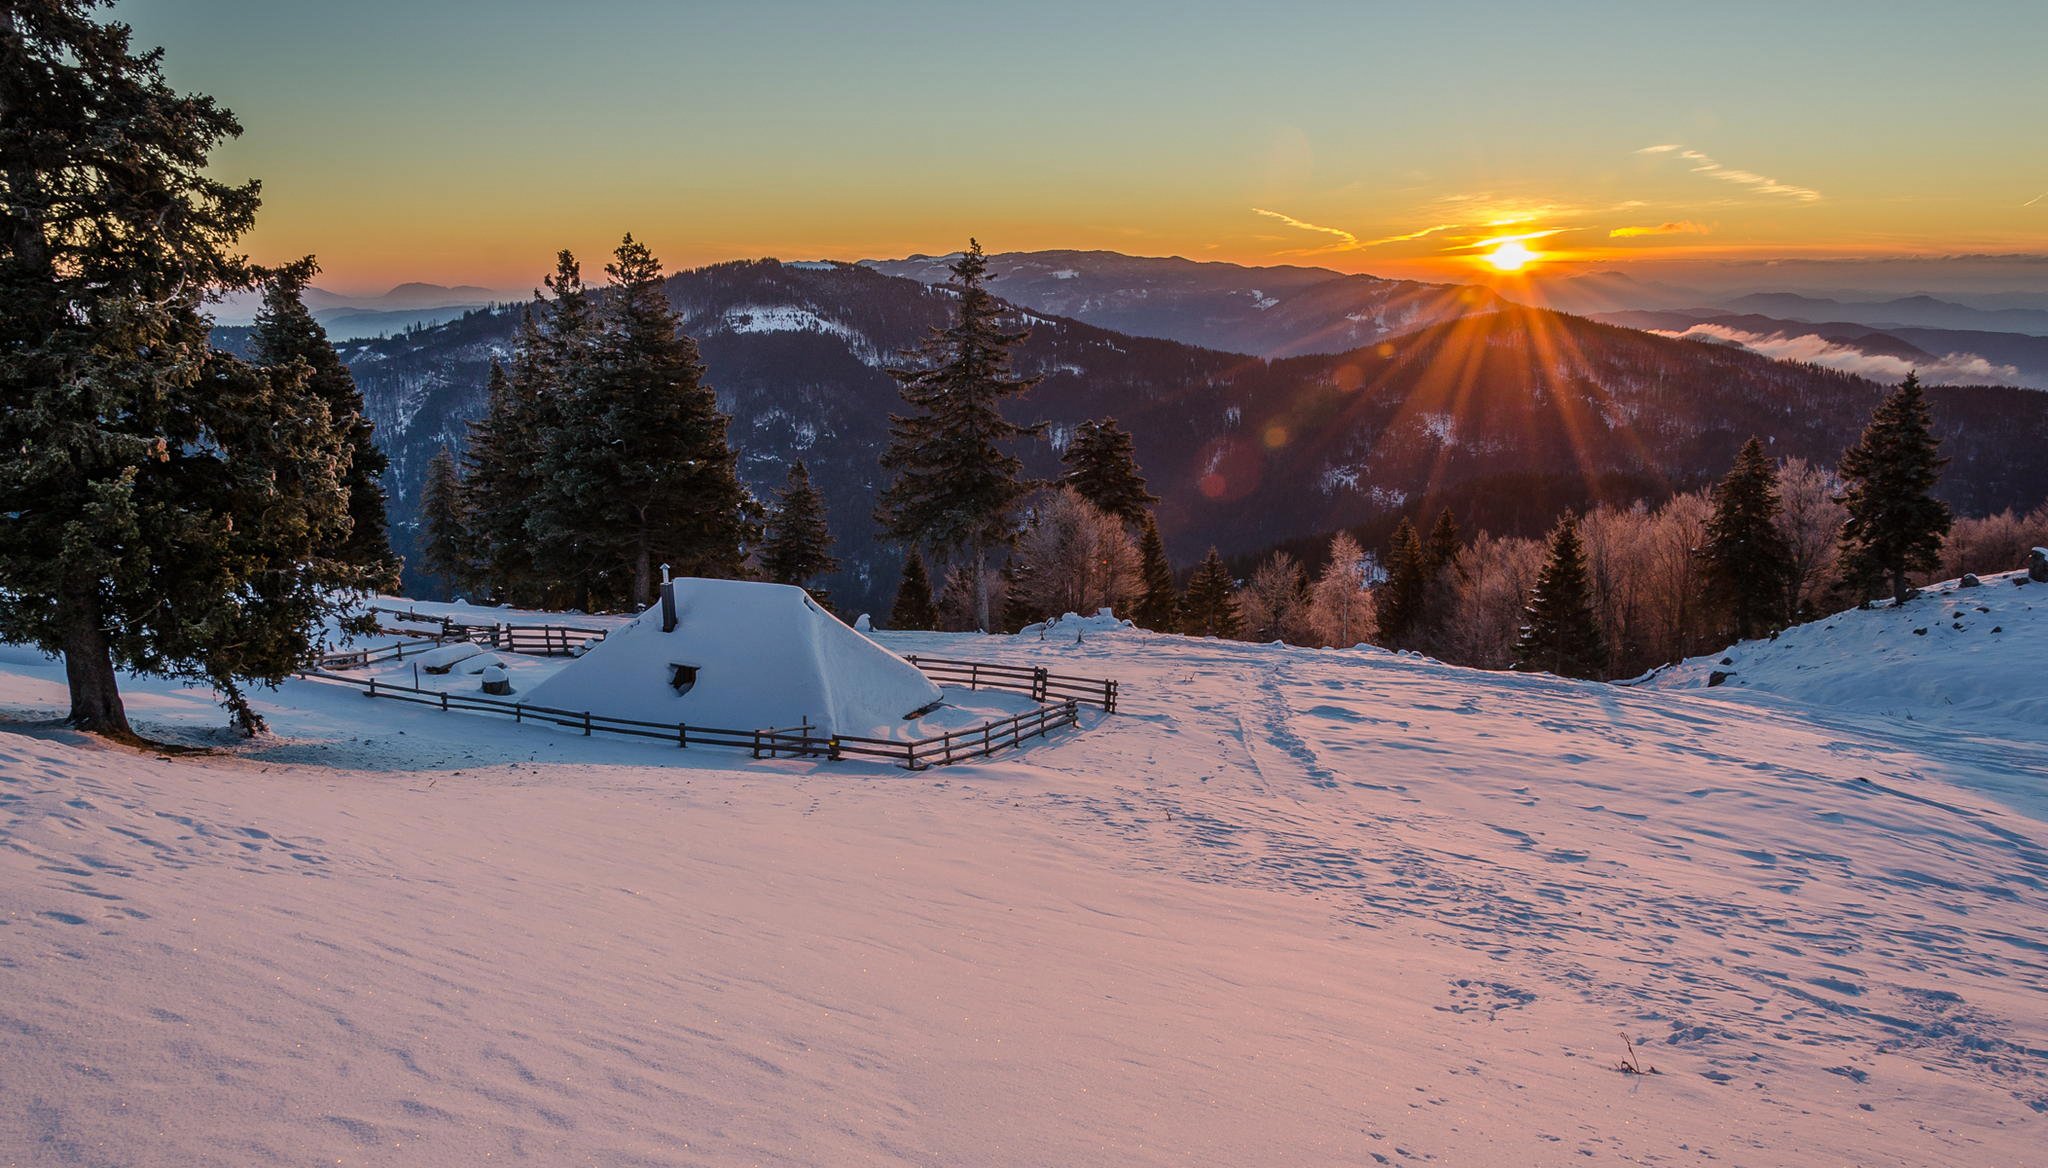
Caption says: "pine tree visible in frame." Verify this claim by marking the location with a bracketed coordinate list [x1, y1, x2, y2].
[250, 256, 397, 587]
[1514, 515, 1607, 679]
[1376, 518, 1427, 649]
[1417, 508, 1465, 652]
[877, 240, 1042, 631]
[0, 2, 381, 740]
[459, 352, 546, 603]
[1061, 418, 1158, 526]
[1701, 438, 1794, 640]
[534, 236, 754, 608]
[1133, 514, 1179, 631]
[419, 446, 469, 598]
[1837, 374, 1951, 604]
[890, 549, 938, 630]
[760, 460, 838, 591]
[1180, 548, 1242, 638]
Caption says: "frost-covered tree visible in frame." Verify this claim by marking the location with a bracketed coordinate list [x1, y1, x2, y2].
[1132, 514, 1179, 632]
[1061, 418, 1158, 527]
[1837, 374, 1950, 604]
[1010, 488, 1142, 622]
[889, 549, 938, 630]
[419, 447, 469, 598]
[1308, 531, 1376, 647]
[1514, 515, 1605, 679]
[1774, 458, 1848, 618]
[1180, 548, 1242, 638]
[250, 256, 397, 587]
[877, 240, 1042, 631]
[1444, 532, 1546, 669]
[760, 460, 838, 592]
[1938, 504, 2048, 581]
[0, 2, 381, 739]
[1701, 438, 1793, 641]
[1237, 551, 1311, 644]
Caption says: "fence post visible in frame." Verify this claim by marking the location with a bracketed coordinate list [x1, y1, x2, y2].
[1105, 680, 1117, 714]
[970, 663, 980, 690]
[752, 730, 762, 759]
[582, 710, 591, 736]
[1033, 667, 1047, 701]
[982, 720, 993, 756]
[441, 691, 449, 712]
[678, 722, 688, 749]
[367, 676, 377, 699]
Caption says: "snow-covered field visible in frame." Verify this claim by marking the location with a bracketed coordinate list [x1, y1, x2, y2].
[2, 589, 2044, 1166]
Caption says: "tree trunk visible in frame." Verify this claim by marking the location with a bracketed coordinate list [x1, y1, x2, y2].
[1891, 569, 1912, 605]
[633, 526, 652, 608]
[60, 588, 137, 742]
[972, 547, 991, 633]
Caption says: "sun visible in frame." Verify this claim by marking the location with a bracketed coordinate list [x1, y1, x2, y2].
[1484, 239, 1538, 272]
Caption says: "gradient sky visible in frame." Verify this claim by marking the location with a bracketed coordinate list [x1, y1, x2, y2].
[117, 0, 2048, 296]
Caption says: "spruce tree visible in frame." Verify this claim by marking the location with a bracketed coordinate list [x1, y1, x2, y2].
[1376, 518, 1426, 649]
[1514, 515, 1606, 679]
[1133, 514, 1179, 631]
[1062, 418, 1158, 526]
[1180, 548, 1242, 638]
[760, 460, 838, 591]
[459, 352, 546, 603]
[877, 240, 1042, 631]
[250, 256, 397, 587]
[535, 236, 753, 607]
[1418, 508, 1465, 651]
[1837, 374, 1950, 604]
[419, 446, 469, 598]
[1701, 438, 1794, 640]
[0, 2, 381, 739]
[890, 549, 939, 631]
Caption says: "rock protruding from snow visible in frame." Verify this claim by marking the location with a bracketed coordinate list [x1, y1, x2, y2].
[522, 578, 941, 736]
[2029, 547, 2048, 582]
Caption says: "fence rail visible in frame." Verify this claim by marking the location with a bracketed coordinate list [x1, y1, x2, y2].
[295, 669, 1086, 770]
[903, 654, 1117, 712]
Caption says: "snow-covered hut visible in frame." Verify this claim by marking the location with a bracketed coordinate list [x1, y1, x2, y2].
[523, 577, 943, 736]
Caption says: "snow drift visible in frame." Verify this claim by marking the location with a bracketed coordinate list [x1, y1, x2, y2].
[522, 577, 942, 735]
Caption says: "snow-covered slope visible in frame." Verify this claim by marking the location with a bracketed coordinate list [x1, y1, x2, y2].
[1645, 569, 2046, 735]
[2, 622, 2044, 1165]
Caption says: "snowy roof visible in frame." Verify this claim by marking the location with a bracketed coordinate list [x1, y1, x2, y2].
[523, 578, 942, 737]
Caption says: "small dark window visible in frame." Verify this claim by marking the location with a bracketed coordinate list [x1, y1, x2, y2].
[668, 663, 699, 695]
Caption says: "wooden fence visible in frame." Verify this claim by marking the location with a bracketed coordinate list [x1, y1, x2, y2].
[903, 655, 1118, 712]
[296, 668, 1084, 770]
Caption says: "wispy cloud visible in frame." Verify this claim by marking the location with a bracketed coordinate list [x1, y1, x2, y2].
[1609, 220, 1710, 238]
[1638, 144, 1822, 202]
[2025, 190, 2047, 208]
[1251, 208, 1464, 254]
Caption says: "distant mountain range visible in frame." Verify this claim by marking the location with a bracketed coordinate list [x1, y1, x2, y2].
[214, 257, 2048, 614]
[862, 250, 1504, 358]
[212, 282, 510, 339]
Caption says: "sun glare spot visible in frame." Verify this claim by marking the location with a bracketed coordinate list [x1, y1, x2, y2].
[1485, 239, 1537, 272]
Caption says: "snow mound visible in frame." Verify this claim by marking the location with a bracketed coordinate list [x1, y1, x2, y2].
[1017, 608, 1134, 638]
[1645, 569, 2046, 732]
[522, 578, 941, 736]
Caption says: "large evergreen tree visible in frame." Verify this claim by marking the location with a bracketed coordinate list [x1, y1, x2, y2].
[1701, 437, 1794, 640]
[250, 256, 397, 587]
[1133, 514, 1179, 631]
[0, 2, 381, 740]
[1376, 518, 1426, 649]
[419, 446, 469, 598]
[459, 352, 547, 603]
[1418, 508, 1465, 652]
[889, 549, 938, 631]
[1180, 548, 1242, 638]
[1061, 418, 1158, 526]
[760, 460, 838, 591]
[877, 240, 1042, 631]
[1837, 374, 1950, 604]
[533, 237, 753, 607]
[1514, 515, 1606, 679]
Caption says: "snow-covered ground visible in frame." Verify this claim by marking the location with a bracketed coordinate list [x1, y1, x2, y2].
[1, 594, 2044, 1165]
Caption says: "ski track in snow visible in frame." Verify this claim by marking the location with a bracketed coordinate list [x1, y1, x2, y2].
[0, 615, 2044, 1165]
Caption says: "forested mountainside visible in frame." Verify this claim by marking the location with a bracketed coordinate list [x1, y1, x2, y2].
[864, 249, 1504, 359]
[219, 261, 2048, 615]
